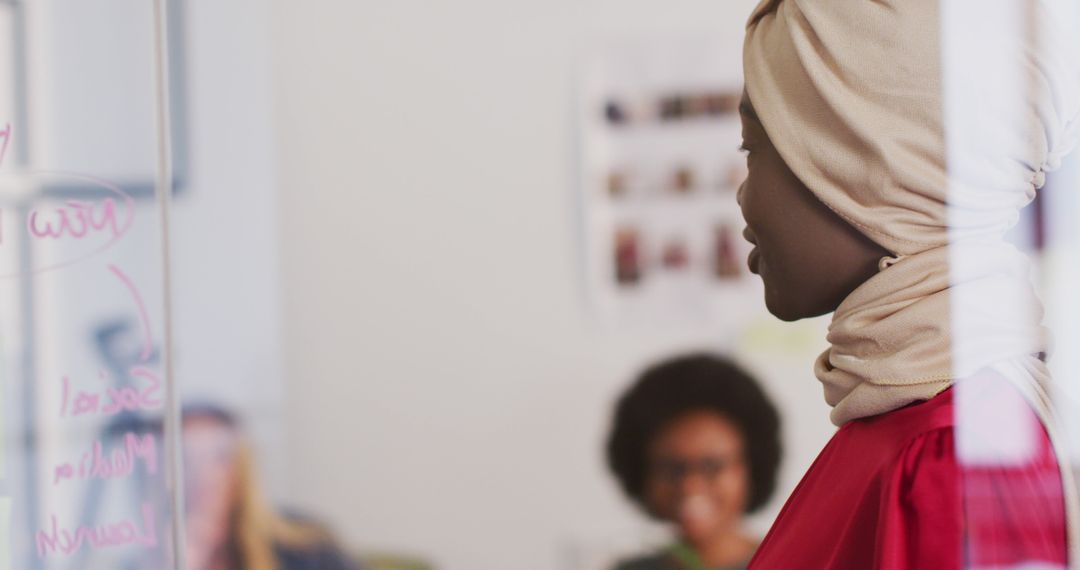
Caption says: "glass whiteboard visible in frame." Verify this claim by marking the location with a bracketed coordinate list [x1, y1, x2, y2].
[0, 1, 184, 569]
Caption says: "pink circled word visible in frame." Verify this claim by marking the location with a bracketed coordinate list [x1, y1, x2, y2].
[28, 198, 125, 240]
[0, 171, 135, 280]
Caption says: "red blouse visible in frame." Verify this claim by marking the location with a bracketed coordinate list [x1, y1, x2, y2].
[749, 379, 1067, 569]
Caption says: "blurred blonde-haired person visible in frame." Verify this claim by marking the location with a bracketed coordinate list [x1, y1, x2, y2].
[183, 404, 361, 570]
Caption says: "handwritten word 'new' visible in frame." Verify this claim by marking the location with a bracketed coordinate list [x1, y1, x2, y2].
[28, 198, 125, 240]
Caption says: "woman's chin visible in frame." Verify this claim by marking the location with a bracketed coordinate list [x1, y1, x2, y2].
[679, 524, 719, 548]
[764, 285, 834, 322]
[764, 292, 803, 322]
[677, 507, 723, 546]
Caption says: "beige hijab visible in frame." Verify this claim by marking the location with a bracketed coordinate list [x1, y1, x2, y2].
[745, 0, 1080, 558]
[744, 0, 1080, 422]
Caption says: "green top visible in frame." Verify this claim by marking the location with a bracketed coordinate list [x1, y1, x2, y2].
[613, 544, 750, 570]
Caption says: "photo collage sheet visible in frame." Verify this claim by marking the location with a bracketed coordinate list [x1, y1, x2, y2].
[578, 36, 762, 329]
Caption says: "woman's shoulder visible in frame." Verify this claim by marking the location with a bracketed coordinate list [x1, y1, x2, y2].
[840, 378, 1058, 481]
[869, 375, 1066, 568]
[845, 387, 955, 441]
[613, 548, 751, 570]
[613, 551, 672, 570]
[811, 387, 957, 479]
[614, 548, 696, 570]
[849, 367, 1054, 444]
[273, 510, 362, 570]
[275, 540, 361, 570]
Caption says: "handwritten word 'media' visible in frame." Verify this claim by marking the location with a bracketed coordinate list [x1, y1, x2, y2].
[53, 432, 157, 486]
[36, 502, 157, 558]
[60, 367, 163, 418]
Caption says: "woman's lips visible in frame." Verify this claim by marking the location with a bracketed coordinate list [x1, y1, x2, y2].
[742, 227, 757, 245]
[678, 494, 717, 530]
[743, 227, 760, 274]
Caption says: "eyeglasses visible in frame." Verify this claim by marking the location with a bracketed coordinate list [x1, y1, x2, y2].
[648, 456, 742, 484]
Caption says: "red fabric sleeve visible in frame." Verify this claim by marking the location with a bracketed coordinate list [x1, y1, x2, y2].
[874, 427, 963, 570]
[961, 430, 1067, 565]
[745, 388, 1067, 570]
[873, 425, 1066, 569]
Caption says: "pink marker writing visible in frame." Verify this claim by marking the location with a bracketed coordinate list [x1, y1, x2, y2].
[53, 432, 158, 486]
[0, 123, 10, 167]
[59, 368, 163, 418]
[28, 198, 125, 240]
[109, 265, 155, 362]
[35, 502, 157, 557]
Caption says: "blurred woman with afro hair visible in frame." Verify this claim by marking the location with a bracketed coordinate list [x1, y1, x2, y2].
[607, 353, 781, 570]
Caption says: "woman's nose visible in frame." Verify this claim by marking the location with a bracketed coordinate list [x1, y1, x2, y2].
[677, 470, 713, 495]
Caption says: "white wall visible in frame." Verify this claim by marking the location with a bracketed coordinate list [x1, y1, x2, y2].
[270, 2, 835, 569]
[173, 0, 286, 489]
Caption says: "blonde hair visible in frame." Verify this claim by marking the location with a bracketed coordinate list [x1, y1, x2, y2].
[190, 414, 334, 570]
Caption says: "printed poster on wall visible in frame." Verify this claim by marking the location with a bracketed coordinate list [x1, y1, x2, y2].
[577, 35, 763, 329]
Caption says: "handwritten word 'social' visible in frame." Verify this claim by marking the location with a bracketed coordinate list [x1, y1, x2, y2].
[59, 368, 162, 418]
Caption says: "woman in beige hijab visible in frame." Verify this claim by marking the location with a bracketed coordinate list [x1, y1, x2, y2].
[738, 0, 1080, 567]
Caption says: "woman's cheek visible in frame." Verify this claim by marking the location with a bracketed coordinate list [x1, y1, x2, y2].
[721, 465, 751, 515]
[643, 481, 677, 521]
